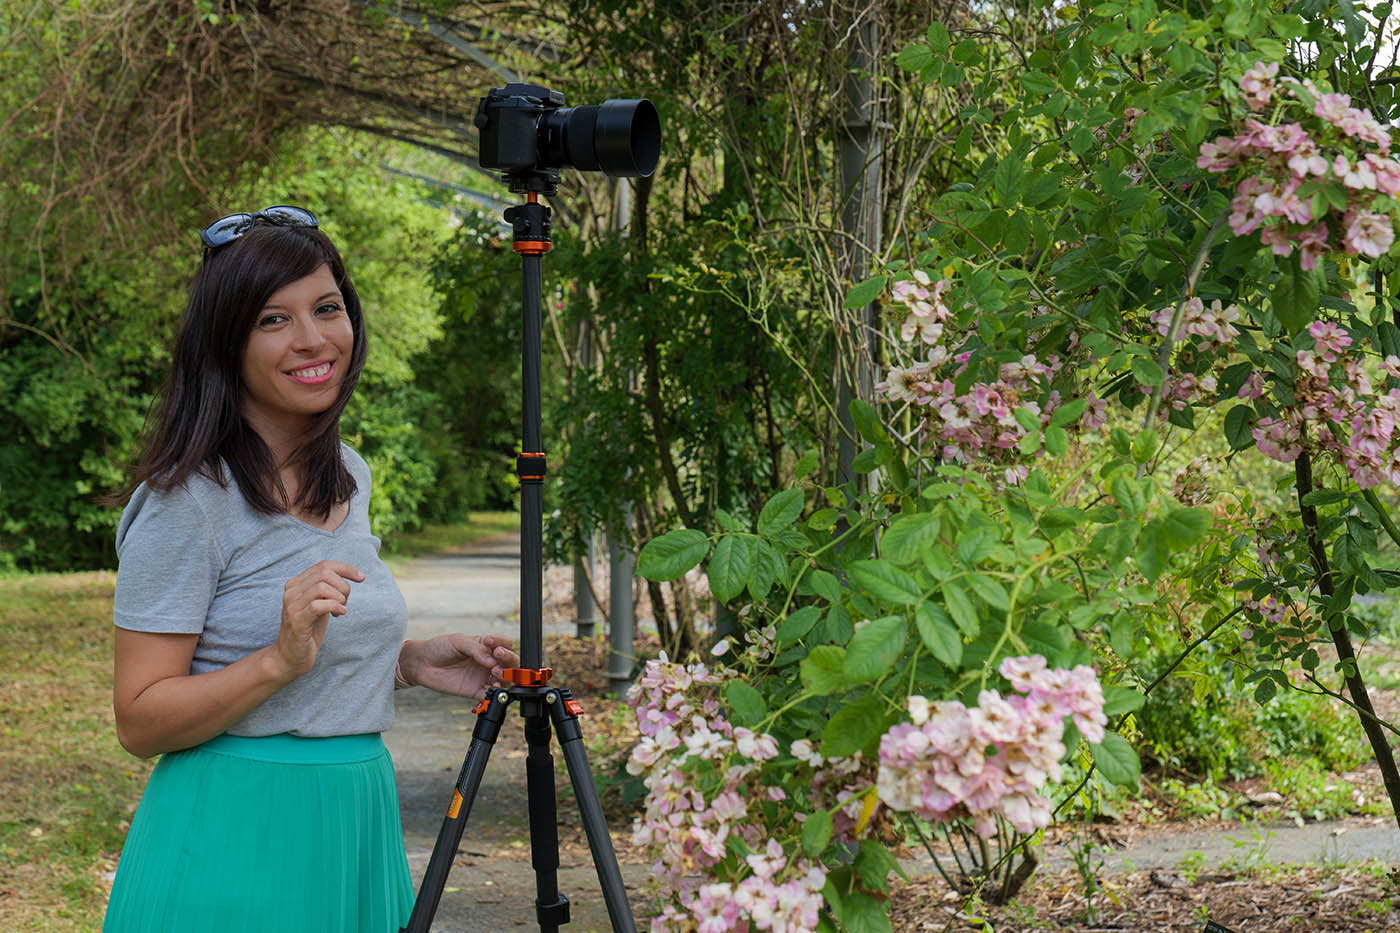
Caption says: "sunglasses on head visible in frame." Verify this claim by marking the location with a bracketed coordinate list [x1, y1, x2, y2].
[199, 205, 319, 249]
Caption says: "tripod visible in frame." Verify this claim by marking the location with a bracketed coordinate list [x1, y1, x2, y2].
[400, 183, 637, 933]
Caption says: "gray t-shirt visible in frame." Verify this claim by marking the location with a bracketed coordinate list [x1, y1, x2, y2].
[113, 446, 406, 738]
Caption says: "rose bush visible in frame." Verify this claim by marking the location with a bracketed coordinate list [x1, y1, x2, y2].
[633, 1, 1400, 929]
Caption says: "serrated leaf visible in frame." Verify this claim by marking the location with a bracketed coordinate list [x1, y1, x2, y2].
[1101, 685, 1145, 717]
[1050, 398, 1088, 426]
[916, 604, 963, 667]
[777, 606, 823, 646]
[1136, 519, 1169, 583]
[839, 891, 894, 933]
[897, 41, 934, 72]
[809, 568, 841, 603]
[800, 645, 848, 695]
[637, 529, 709, 581]
[707, 535, 752, 604]
[881, 513, 941, 565]
[1091, 731, 1141, 786]
[1224, 404, 1255, 451]
[843, 616, 907, 682]
[850, 560, 924, 607]
[821, 695, 886, 758]
[850, 398, 889, 446]
[1131, 356, 1164, 387]
[1163, 507, 1212, 548]
[855, 839, 905, 892]
[844, 274, 888, 309]
[967, 572, 1010, 609]
[757, 488, 805, 536]
[725, 681, 767, 727]
[941, 581, 980, 636]
[747, 539, 779, 600]
[1044, 424, 1068, 457]
[1110, 476, 1145, 518]
[802, 811, 834, 856]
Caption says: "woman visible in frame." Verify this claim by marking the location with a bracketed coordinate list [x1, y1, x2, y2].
[104, 206, 517, 931]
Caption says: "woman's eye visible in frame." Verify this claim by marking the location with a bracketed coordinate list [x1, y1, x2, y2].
[256, 314, 286, 328]
[316, 304, 344, 316]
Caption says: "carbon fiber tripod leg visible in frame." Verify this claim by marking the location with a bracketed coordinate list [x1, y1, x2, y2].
[400, 690, 508, 933]
[523, 698, 570, 931]
[550, 691, 637, 933]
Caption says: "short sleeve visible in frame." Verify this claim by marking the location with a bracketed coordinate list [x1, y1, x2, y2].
[113, 483, 224, 634]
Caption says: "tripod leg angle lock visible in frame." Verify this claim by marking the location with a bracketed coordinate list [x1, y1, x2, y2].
[399, 190, 638, 933]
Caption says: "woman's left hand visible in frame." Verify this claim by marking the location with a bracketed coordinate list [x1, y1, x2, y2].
[398, 634, 519, 697]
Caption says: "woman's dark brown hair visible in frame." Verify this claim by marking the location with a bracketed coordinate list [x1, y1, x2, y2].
[121, 221, 368, 518]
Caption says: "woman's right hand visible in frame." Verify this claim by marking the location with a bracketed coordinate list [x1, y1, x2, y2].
[274, 560, 364, 677]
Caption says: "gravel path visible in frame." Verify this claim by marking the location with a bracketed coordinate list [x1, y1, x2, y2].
[385, 532, 644, 932]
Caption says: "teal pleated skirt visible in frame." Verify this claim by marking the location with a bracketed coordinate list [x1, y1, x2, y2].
[104, 733, 414, 932]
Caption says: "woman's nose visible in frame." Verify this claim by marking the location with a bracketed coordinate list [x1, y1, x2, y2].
[290, 314, 327, 351]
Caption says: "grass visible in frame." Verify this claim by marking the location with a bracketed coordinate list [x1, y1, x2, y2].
[0, 571, 149, 932]
[0, 514, 517, 929]
[378, 512, 519, 570]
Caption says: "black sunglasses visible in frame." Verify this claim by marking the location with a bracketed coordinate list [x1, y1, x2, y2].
[199, 205, 319, 249]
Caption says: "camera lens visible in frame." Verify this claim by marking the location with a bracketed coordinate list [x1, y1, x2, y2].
[540, 99, 660, 178]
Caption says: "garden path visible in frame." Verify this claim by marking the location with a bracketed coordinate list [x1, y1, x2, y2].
[386, 531, 642, 932]
[386, 534, 1400, 931]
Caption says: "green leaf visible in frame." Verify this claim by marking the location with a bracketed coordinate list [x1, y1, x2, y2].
[1254, 677, 1277, 704]
[850, 560, 923, 607]
[941, 581, 980, 636]
[1131, 356, 1164, 387]
[855, 840, 905, 892]
[916, 604, 963, 668]
[637, 529, 708, 582]
[800, 646, 848, 695]
[844, 274, 888, 309]
[1136, 519, 1169, 583]
[1091, 731, 1141, 786]
[725, 681, 767, 727]
[757, 488, 805, 536]
[1272, 256, 1320, 335]
[839, 892, 894, 933]
[1050, 398, 1088, 427]
[1224, 404, 1255, 450]
[850, 399, 888, 446]
[821, 695, 887, 758]
[1132, 429, 1159, 464]
[843, 615, 907, 682]
[1163, 507, 1212, 547]
[793, 449, 820, 479]
[1020, 71, 1058, 96]
[802, 811, 834, 856]
[967, 572, 1010, 610]
[1111, 476, 1145, 518]
[777, 606, 823, 646]
[1378, 321, 1400, 360]
[896, 41, 934, 72]
[881, 513, 941, 565]
[809, 568, 841, 603]
[707, 535, 752, 604]
[1044, 425, 1069, 457]
[926, 22, 950, 53]
[1101, 685, 1145, 717]
[747, 539, 780, 600]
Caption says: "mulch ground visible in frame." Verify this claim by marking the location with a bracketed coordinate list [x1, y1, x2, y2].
[890, 864, 1400, 931]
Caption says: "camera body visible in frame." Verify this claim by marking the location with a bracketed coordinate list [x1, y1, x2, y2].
[475, 83, 660, 190]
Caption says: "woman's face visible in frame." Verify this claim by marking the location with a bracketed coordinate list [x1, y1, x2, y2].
[239, 263, 355, 444]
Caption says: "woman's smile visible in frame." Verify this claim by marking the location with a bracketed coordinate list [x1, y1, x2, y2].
[286, 360, 335, 384]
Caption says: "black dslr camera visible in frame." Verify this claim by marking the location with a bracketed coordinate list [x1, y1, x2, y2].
[474, 83, 660, 191]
